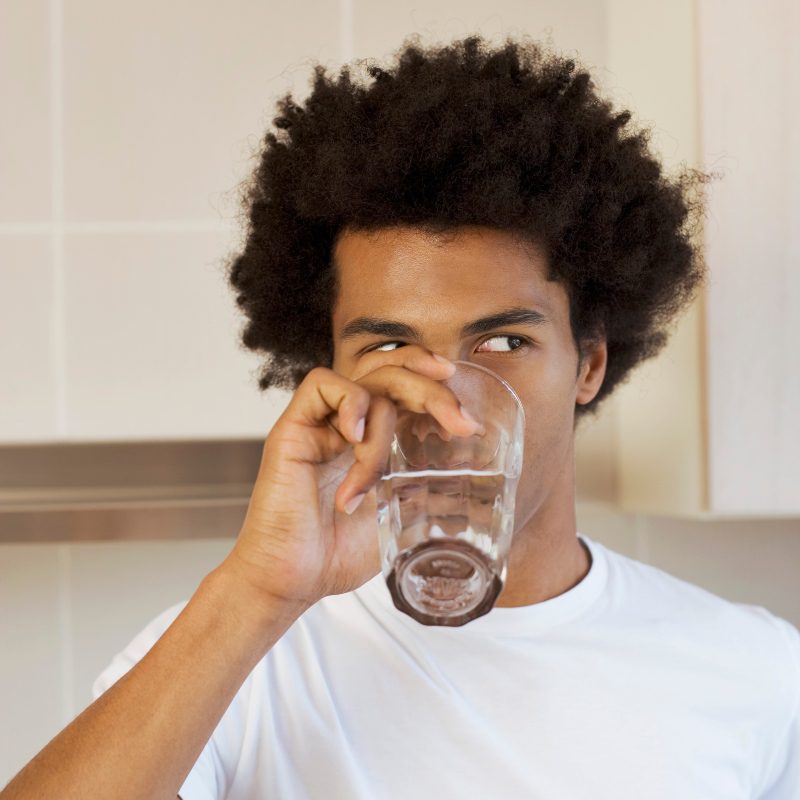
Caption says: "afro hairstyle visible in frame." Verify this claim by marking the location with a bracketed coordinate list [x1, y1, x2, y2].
[226, 33, 714, 420]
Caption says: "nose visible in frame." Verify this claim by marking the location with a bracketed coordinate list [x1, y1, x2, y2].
[411, 413, 452, 443]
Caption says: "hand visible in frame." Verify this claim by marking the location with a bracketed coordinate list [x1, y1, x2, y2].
[220, 346, 483, 613]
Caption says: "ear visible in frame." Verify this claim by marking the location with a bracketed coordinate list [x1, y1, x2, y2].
[575, 338, 607, 406]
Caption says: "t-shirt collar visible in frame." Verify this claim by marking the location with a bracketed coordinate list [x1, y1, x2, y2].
[356, 532, 608, 638]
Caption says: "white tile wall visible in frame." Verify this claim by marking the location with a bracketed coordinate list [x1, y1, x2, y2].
[352, 0, 607, 79]
[0, 545, 64, 784]
[0, 236, 58, 440]
[61, 230, 291, 440]
[68, 538, 233, 711]
[0, 537, 232, 785]
[61, 0, 341, 223]
[0, 0, 52, 223]
[3, 0, 339, 444]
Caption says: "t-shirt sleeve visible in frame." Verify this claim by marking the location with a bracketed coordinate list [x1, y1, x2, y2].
[91, 601, 230, 800]
[754, 615, 800, 799]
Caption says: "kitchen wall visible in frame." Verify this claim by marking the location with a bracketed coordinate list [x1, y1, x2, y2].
[1, 0, 798, 788]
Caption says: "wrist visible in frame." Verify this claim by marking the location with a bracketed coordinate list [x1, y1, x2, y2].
[198, 555, 311, 652]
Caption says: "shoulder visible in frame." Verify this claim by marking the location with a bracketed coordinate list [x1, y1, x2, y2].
[598, 541, 800, 715]
[93, 585, 376, 704]
[600, 541, 795, 640]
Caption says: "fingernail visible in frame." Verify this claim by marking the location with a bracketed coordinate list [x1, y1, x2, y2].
[354, 416, 365, 443]
[344, 492, 366, 515]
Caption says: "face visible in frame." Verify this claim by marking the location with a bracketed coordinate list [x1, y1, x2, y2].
[330, 224, 606, 535]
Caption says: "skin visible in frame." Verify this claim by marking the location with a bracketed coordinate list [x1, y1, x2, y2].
[330, 224, 608, 606]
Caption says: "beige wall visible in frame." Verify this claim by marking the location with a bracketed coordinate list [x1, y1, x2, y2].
[1, 0, 798, 787]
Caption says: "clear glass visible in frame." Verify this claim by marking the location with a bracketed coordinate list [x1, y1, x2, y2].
[376, 361, 525, 626]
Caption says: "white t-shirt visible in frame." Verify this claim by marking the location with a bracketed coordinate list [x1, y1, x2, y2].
[92, 533, 800, 799]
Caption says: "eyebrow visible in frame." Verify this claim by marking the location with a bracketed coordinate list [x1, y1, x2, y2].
[339, 306, 549, 343]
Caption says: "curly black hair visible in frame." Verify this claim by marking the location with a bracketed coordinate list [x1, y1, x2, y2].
[226, 33, 714, 420]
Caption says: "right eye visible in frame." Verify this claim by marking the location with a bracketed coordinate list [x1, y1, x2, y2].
[366, 341, 405, 353]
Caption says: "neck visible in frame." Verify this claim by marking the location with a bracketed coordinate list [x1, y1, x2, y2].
[494, 446, 590, 608]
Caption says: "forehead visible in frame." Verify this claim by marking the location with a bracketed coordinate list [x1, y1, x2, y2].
[331, 225, 560, 327]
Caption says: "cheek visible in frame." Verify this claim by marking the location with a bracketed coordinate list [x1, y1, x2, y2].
[509, 402, 574, 528]
[507, 353, 578, 452]
[518, 394, 566, 473]
[506, 357, 578, 495]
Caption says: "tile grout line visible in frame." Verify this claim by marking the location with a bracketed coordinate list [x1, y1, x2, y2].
[56, 544, 76, 725]
[50, 0, 67, 438]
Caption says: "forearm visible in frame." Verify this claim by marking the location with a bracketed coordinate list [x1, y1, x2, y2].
[1, 558, 308, 800]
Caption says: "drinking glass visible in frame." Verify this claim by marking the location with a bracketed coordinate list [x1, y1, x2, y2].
[376, 360, 525, 626]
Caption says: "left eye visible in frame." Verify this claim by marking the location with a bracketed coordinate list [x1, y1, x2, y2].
[476, 335, 527, 352]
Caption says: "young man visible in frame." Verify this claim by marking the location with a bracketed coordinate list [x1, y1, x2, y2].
[3, 34, 798, 800]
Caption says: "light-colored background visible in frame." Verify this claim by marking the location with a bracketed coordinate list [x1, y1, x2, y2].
[1, 0, 798, 786]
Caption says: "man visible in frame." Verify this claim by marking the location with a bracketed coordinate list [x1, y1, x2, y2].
[3, 34, 798, 800]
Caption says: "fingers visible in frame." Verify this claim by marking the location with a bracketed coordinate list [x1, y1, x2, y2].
[334, 358, 483, 514]
[353, 345, 456, 383]
[289, 346, 460, 445]
[334, 395, 397, 514]
[286, 367, 372, 445]
[356, 364, 481, 439]
[282, 347, 483, 514]
[356, 345, 483, 436]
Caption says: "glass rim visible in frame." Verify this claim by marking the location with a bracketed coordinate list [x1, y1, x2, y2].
[449, 360, 526, 426]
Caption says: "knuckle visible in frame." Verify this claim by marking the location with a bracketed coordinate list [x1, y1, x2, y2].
[342, 388, 371, 423]
[365, 361, 400, 379]
[426, 378, 453, 403]
[370, 394, 396, 417]
[437, 379, 460, 403]
[351, 383, 372, 406]
[405, 344, 437, 364]
[360, 347, 426, 378]
[394, 343, 427, 359]
[303, 365, 334, 384]
[356, 459, 388, 482]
